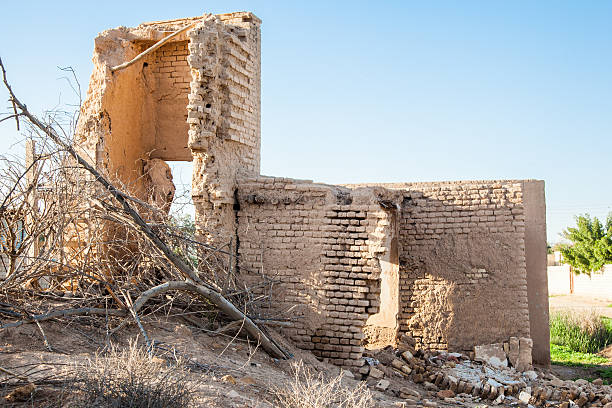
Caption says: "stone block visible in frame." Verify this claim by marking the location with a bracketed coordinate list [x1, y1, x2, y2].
[516, 337, 533, 371]
[474, 343, 508, 368]
[391, 359, 404, 369]
[399, 386, 421, 399]
[368, 366, 384, 379]
[508, 336, 520, 368]
[401, 350, 414, 362]
[375, 379, 390, 391]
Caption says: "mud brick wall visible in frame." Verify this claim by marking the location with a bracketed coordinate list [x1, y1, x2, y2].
[394, 181, 531, 352]
[77, 12, 549, 367]
[135, 40, 193, 160]
[187, 14, 261, 246]
[236, 178, 395, 367]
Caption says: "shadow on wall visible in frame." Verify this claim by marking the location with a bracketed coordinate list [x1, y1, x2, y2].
[389, 183, 533, 354]
[402, 233, 528, 352]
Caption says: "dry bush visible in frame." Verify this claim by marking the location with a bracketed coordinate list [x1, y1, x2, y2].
[272, 361, 374, 408]
[68, 341, 194, 408]
[0, 58, 290, 369]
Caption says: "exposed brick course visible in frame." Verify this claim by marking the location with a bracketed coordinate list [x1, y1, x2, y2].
[76, 12, 548, 368]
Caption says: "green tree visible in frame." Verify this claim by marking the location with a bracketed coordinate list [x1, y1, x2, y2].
[561, 213, 612, 275]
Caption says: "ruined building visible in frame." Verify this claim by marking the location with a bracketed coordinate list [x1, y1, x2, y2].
[76, 12, 550, 368]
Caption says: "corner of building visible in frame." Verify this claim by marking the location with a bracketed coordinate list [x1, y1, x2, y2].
[522, 180, 550, 366]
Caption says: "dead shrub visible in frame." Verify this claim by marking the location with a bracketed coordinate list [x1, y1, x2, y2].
[69, 341, 194, 408]
[272, 361, 374, 408]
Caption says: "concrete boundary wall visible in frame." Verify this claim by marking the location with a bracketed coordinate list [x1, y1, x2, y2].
[523, 180, 550, 366]
[548, 265, 612, 299]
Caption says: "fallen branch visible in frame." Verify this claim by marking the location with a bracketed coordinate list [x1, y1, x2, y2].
[0, 307, 126, 329]
[124, 290, 152, 351]
[34, 320, 53, 352]
[0, 283, 289, 359]
[132, 281, 289, 358]
[0, 366, 28, 381]
[110, 14, 210, 72]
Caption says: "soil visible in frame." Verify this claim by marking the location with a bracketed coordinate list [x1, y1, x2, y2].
[2, 294, 612, 407]
[0, 317, 406, 407]
[549, 294, 612, 318]
[550, 364, 606, 382]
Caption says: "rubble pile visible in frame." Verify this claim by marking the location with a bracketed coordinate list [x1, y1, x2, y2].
[356, 334, 612, 407]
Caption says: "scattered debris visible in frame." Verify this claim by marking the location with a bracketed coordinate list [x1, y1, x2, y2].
[355, 333, 612, 407]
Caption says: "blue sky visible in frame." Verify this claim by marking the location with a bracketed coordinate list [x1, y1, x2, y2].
[1, 1, 611, 242]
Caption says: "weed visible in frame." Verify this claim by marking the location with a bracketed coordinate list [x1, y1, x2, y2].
[550, 310, 612, 354]
[550, 344, 609, 366]
[70, 342, 194, 408]
[272, 361, 374, 408]
[599, 366, 612, 382]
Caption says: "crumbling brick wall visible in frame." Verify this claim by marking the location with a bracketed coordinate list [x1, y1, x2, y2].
[187, 13, 261, 246]
[235, 179, 544, 366]
[295, 179, 543, 359]
[235, 177, 397, 367]
[76, 12, 549, 367]
[74, 13, 260, 212]
[392, 181, 531, 352]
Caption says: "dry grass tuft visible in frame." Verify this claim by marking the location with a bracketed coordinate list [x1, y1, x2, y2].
[272, 361, 374, 408]
[69, 341, 194, 408]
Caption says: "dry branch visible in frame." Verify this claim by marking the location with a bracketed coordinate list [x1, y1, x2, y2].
[0, 56, 288, 359]
[132, 281, 287, 357]
[110, 14, 210, 72]
[0, 365, 28, 381]
[0, 307, 126, 329]
[0, 283, 288, 358]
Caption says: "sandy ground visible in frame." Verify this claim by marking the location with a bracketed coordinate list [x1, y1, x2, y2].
[0, 317, 408, 407]
[549, 294, 612, 318]
[2, 294, 611, 406]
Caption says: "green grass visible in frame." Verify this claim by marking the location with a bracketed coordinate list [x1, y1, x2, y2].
[550, 311, 612, 385]
[601, 367, 612, 381]
[550, 345, 612, 385]
[550, 344, 609, 366]
[607, 303, 612, 308]
[550, 311, 612, 354]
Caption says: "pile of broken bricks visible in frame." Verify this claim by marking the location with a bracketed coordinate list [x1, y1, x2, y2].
[354, 334, 612, 407]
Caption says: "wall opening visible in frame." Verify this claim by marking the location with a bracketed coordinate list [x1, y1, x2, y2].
[364, 216, 400, 349]
[167, 161, 195, 224]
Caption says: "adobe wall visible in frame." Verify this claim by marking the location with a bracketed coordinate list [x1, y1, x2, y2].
[148, 40, 191, 161]
[347, 180, 549, 364]
[235, 177, 399, 367]
[395, 181, 530, 352]
[235, 178, 547, 365]
[76, 19, 193, 198]
[187, 13, 261, 246]
[75, 12, 260, 214]
[76, 12, 550, 368]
